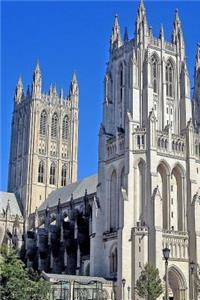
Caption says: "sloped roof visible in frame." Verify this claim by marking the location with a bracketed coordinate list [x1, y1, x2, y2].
[0, 192, 23, 217]
[39, 174, 98, 211]
[42, 272, 112, 284]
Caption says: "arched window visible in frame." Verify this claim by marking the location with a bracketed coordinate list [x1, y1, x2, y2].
[49, 162, 56, 185]
[110, 247, 118, 275]
[51, 113, 58, 138]
[110, 170, 117, 231]
[38, 161, 44, 183]
[61, 164, 67, 186]
[151, 56, 158, 93]
[171, 166, 184, 231]
[39, 110, 47, 136]
[157, 163, 169, 230]
[62, 115, 69, 140]
[166, 60, 174, 98]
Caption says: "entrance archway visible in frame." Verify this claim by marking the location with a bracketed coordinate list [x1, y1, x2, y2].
[168, 266, 187, 300]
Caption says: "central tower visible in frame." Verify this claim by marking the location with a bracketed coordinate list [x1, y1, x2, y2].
[8, 64, 79, 216]
[91, 2, 200, 300]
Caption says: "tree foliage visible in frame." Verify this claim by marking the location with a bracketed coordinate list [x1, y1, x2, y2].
[136, 263, 163, 300]
[0, 245, 51, 300]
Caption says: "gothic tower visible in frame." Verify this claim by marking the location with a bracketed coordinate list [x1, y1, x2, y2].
[91, 2, 200, 300]
[8, 63, 79, 216]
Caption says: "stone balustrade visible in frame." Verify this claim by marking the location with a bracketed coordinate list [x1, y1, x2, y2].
[106, 134, 125, 159]
[157, 131, 186, 158]
[162, 230, 188, 260]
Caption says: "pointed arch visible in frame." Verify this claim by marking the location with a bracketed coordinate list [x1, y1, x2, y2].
[137, 159, 146, 223]
[110, 169, 117, 231]
[39, 110, 47, 136]
[62, 115, 69, 140]
[168, 264, 187, 299]
[119, 62, 124, 102]
[110, 244, 118, 276]
[157, 160, 170, 230]
[51, 113, 58, 138]
[150, 54, 159, 94]
[171, 164, 185, 231]
[61, 164, 67, 186]
[49, 162, 56, 185]
[105, 72, 113, 103]
[38, 161, 44, 183]
[166, 58, 174, 98]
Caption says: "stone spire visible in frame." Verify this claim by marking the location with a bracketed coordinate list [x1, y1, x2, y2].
[32, 61, 42, 99]
[69, 72, 79, 96]
[110, 15, 122, 52]
[60, 88, 64, 101]
[14, 76, 24, 104]
[172, 9, 185, 59]
[124, 27, 129, 43]
[135, 0, 149, 47]
[52, 84, 57, 97]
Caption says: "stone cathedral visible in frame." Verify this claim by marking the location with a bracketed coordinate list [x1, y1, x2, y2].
[1, 1, 200, 300]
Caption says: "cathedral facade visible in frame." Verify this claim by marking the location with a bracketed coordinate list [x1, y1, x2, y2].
[91, 2, 200, 300]
[2, 1, 200, 300]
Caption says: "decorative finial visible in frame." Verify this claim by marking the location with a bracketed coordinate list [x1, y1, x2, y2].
[160, 24, 164, 39]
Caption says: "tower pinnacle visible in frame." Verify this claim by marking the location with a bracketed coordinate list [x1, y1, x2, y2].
[69, 72, 79, 96]
[135, 0, 149, 47]
[110, 15, 122, 52]
[14, 76, 24, 104]
[172, 9, 185, 59]
[32, 61, 42, 98]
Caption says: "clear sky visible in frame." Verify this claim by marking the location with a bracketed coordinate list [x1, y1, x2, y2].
[1, 0, 200, 191]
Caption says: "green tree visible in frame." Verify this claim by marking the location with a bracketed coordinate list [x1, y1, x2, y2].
[136, 263, 163, 300]
[0, 245, 51, 300]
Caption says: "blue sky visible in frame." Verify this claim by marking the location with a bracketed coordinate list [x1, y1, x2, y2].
[1, 1, 200, 191]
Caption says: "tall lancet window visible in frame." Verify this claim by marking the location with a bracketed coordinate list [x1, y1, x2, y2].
[166, 60, 174, 98]
[110, 247, 118, 275]
[105, 73, 112, 103]
[110, 170, 117, 231]
[61, 164, 67, 186]
[62, 115, 69, 141]
[38, 161, 44, 183]
[51, 113, 58, 138]
[119, 64, 123, 102]
[151, 56, 158, 93]
[39, 110, 47, 136]
[49, 162, 56, 185]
